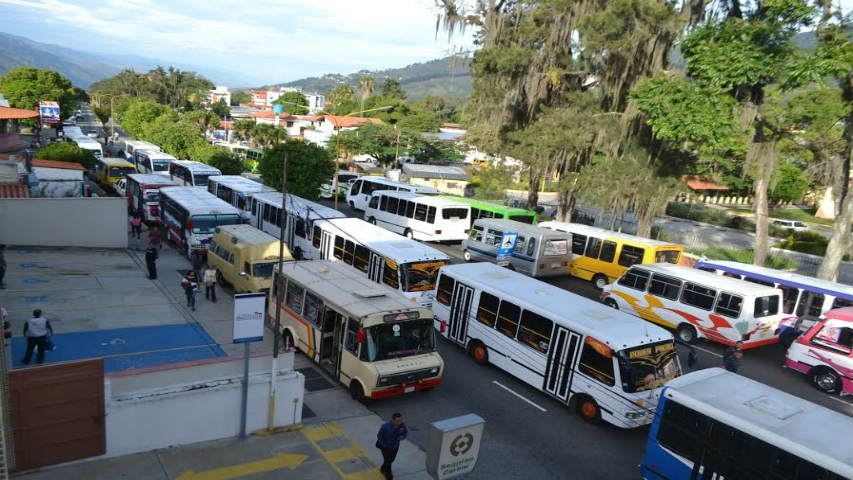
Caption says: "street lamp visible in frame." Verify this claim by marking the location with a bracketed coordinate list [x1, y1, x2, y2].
[90, 93, 128, 141]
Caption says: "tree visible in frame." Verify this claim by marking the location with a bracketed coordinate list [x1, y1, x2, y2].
[472, 164, 514, 200]
[251, 123, 286, 148]
[36, 142, 96, 169]
[0, 67, 81, 120]
[89, 66, 213, 110]
[211, 98, 231, 118]
[120, 99, 176, 139]
[380, 78, 406, 100]
[357, 75, 376, 117]
[207, 151, 244, 175]
[327, 84, 354, 107]
[770, 161, 809, 203]
[273, 91, 309, 114]
[233, 119, 255, 143]
[230, 91, 252, 105]
[259, 140, 335, 199]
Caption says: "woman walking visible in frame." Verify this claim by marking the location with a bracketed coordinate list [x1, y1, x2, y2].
[130, 210, 143, 239]
[182, 270, 199, 311]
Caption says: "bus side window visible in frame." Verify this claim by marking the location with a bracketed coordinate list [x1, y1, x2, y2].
[471, 208, 480, 220]
[778, 286, 800, 314]
[496, 300, 521, 339]
[303, 292, 324, 328]
[513, 236, 526, 254]
[617, 245, 644, 267]
[387, 196, 399, 213]
[285, 281, 305, 315]
[274, 207, 282, 228]
[382, 259, 399, 289]
[333, 236, 344, 260]
[436, 274, 455, 306]
[681, 283, 716, 311]
[368, 196, 379, 209]
[397, 200, 408, 216]
[518, 310, 552, 353]
[406, 201, 415, 218]
[585, 237, 602, 259]
[350, 180, 361, 195]
[598, 240, 617, 263]
[617, 268, 650, 291]
[715, 293, 743, 318]
[485, 229, 502, 246]
[312, 226, 321, 249]
[353, 245, 369, 272]
[526, 237, 536, 257]
[344, 318, 360, 354]
[427, 206, 436, 223]
[476, 292, 499, 327]
[470, 225, 484, 242]
[649, 274, 682, 301]
[295, 218, 305, 238]
[263, 203, 270, 223]
[831, 297, 853, 309]
[571, 234, 587, 256]
[380, 195, 389, 211]
[796, 292, 824, 318]
[343, 240, 355, 265]
[657, 401, 707, 464]
[415, 204, 427, 221]
[578, 340, 615, 386]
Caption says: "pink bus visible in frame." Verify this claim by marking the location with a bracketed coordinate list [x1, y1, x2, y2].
[784, 307, 853, 395]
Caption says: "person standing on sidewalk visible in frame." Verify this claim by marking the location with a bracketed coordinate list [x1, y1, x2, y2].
[130, 211, 143, 239]
[0, 244, 7, 289]
[21, 309, 53, 364]
[145, 242, 158, 280]
[182, 270, 199, 311]
[722, 341, 744, 373]
[149, 225, 163, 250]
[376, 413, 408, 480]
[202, 264, 217, 302]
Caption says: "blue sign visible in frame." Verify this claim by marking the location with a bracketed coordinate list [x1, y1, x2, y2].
[496, 232, 518, 266]
[213, 129, 227, 140]
[39, 101, 60, 124]
[272, 104, 284, 115]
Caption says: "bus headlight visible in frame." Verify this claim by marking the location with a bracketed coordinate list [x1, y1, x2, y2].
[429, 367, 439, 375]
[377, 376, 390, 386]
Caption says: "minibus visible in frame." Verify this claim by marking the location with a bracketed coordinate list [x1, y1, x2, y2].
[169, 160, 222, 188]
[364, 191, 470, 242]
[75, 139, 103, 161]
[346, 176, 438, 210]
[120, 140, 160, 161]
[158, 186, 242, 257]
[94, 157, 136, 189]
[134, 150, 175, 176]
[438, 196, 538, 226]
[461, 218, 572, 277]
[785, 307, 853, 394]
[320, 170, 359, 198]
[207, 225, 291, 293]
[125, 174, 181, 222]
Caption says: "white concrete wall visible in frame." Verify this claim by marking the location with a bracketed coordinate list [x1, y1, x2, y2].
[104, 368, 304, 457]
[0, 197, 127, 247]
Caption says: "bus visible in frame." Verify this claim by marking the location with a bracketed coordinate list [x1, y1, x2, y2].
[363, 191, 470, 242]
[694, 259, 853, 343]
[134, 150, 175, 176]
[347, 176, 438, 210]
[437, 196, 538, 226]
[158, 186, 243, 257]
[168, 160, 222, 189]
[785, 306, 853, 394]
[312, 217, 451, 306]
[462, 218, 572, 277]
[433, 262, 682, 428]
[602, 263, 786, 347]
[640, 368, 852, 480]
[270, 260, 444, 401]
[251, 191, 347, 256]
[120, 140, 160, 162]
[75, 139, 103, 161]
[125, 174, 180, 222]
[207, 175, 275, 219]
[539, 221, 684, 289]
[94, 157, 136, 189]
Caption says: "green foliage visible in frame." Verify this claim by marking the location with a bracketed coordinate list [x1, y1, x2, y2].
[327, 83, 354, 106]
[691, 247, 798, 270]
[471, 164, 514, 200]
[230, 92, 251, 105]
[206, 151, 244, 175]
[0, 67, 80, 119]
[89, 66, 213, 110]
[380, 78, 406, 100]
[211, 98, 230, 118]
[121, 99, 176, 138]
[335, 123, 460, 165]
[776, 230, 829, 256]
[35, 142, 96, 169]
[273, 91, 309, 114]
[259, 140, 335, 199]
[770, 161, 808, 202]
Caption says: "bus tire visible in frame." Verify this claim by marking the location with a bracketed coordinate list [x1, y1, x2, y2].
[216, 270, 226, 286]
[575, 395, 601, 423]
[367, 216, 376, 225]
[282, 329, 294, 351]
[404, 229, 414, 240]
[810, 367, 841, 394]
[468, 340, 489, 365]
[348, 201, 355, 209]
[462, 250, 472, 262]
[592, 274, 609, 290]
[350, 380, 369, 404]
[603, 298, 618, 310]
[676, 323, 698, 344]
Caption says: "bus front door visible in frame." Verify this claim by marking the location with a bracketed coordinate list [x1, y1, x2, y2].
[544, 327, 580, 402]
[319, 231, 333, 260]
[319, 308, 344, 376]
[448, 282, 473, 346]
[368, 253, 383, 283]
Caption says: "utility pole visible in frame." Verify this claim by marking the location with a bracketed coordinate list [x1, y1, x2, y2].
[268, 150, 288, 432]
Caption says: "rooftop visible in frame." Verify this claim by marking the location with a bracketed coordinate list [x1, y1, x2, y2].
[402, 163, 471, 181]
[682, 174, 729, 191]
[0, 183, 29, 198]
[323, 115, 384, 128]
[0, 105, 39, 120]
[28, 158, 86, 171]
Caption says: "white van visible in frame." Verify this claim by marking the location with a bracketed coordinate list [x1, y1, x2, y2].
[462, 218, 572, 277]
[346, 176, 438, 210]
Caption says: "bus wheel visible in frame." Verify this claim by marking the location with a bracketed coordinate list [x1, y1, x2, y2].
[576, 395, 601, 423]
[404, 229, 414, 239]
[810, 367, 841, 394]
[367, 216, 376, 225]
[603, 299, 618, 310]
[676, 324, 698, 344]
[282, 329, 294, 350]
[468, 341, 489, 365]
[592, 274, 608, 290]
[350, 381, 369, 404]
[348, 201, 355, 209]
[462, 250, 472, 262]
[216, 270, 227, 286]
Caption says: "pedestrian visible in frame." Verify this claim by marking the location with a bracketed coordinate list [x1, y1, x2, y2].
[376, 413, 408, 480]
[130, 211, 143, 239]
[0, 244, 6, 289]
[149, 225, 163, 250]
[203, 264, 217, 302]
[722, 341, 744, 373]
[21, 309, 53, 365]
[191, 251, 204, 279]
[145, 241, 158, 280]
[182, 270, 199, 311]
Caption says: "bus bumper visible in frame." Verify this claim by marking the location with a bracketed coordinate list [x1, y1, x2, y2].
[370, 377, 442, 399]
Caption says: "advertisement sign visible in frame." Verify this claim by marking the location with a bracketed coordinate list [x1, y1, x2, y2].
[495, 232, 518, 266]
[426, 414, 485, 479]
[38, 101, 60, 124]
[213, 129, 227, 140]
[232, 292, 266, 343]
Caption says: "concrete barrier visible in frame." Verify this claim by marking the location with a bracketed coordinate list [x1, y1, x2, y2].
[0, 197, 127, 248]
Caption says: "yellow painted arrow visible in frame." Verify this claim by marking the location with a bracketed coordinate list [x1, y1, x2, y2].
[175, 453, 309, 480]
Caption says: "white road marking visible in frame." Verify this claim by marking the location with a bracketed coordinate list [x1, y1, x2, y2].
[692, 345, 722, 358]
[492, 380, 547, 412]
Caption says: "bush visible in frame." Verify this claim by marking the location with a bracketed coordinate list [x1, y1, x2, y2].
[206, 151, 244, 175]
[776, 231, 829, 257]
[665, 203, 729, 226]
[694, 247, 798, 270]
[36, 142, 96, 169]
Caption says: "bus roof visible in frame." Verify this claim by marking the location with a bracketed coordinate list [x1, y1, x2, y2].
[159, 186, 242, 216]
[663, 368, 853, 477]
[318, 217, 450, 263]
[209, 175, 275, 193]
[471, 218, 570, 238]
[279, 260, 431, 321]
[215, 224, 280, 247]
[361, 176, 439, 194]
[123, 140, 161, 151]
[825, 306, 853, 322]
[637, 263, 783, 296]
[171, 160, 222, 174]
[437, 196, 536, 216]
[126, 174, 181, 187]
[99, 157, 135, 167]
[138, 150, 176, 160]
[253, 191, 346, 221]
[440, 262, 673, 348]
[539, 221, 681, 248]
[373, 191, 471, 208]
[693, 259, 853, 300]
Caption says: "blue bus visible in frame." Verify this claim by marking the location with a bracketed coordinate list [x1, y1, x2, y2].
[641, 368, 851, 480]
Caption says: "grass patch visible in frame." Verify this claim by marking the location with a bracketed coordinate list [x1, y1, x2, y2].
[769, 208, 834, 227]
[688, 247, 798, 270]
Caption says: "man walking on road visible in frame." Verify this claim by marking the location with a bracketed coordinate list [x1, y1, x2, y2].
[182, 271, 199, 311]
[722, 341, 744, 373]
[376, 413, 408, 480]
[21, 309, 53, 364]
[145, 242, 158, 280]
[203, 264, 217, 302]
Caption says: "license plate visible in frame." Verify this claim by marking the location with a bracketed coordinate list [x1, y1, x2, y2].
[551, 263, 562, 268]
[404, 386, 415, 393]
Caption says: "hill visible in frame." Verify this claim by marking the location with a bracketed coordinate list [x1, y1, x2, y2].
[275, 56, 471, 99]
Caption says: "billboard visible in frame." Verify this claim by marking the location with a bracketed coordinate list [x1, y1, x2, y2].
[39, 101, 60, 124]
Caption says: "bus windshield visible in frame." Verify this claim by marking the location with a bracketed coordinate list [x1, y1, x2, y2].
[193, 174, 214, 186]
[109, 167, 135, 177]
[153, 160, 170, 172]
[252, 261, 278, 278]
[400, 261, 447, 292]
[143, 190, 160, 202]
[190, 214, 241, 234]
[508, 214, 535, 224]
[617, 340, 681, 393]
[362, 319, 436, 361]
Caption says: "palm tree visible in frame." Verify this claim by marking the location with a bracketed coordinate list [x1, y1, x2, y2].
[357, 75, 376, 117]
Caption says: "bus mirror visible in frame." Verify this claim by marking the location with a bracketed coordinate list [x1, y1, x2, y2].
[356, 329, 366, 344]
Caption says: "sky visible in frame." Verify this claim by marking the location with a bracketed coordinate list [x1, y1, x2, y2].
[0, 0, 473, 86]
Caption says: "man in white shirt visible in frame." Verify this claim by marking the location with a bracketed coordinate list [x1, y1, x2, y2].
[22, 309, 53, 364]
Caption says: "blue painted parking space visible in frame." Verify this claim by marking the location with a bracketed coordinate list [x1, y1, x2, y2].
[11, 323, 226, 372]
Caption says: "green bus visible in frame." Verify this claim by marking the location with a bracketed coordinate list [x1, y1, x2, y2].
[229, 146, 263, 173]
[437, 196, 538, 226]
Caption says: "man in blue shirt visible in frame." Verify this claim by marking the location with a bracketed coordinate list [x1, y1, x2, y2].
[376, 412, 407, 480]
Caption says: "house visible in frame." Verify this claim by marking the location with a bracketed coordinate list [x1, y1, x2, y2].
[682, 174, 734, 204]
[23, 158, 87, 198]
[250, 90, 268, 105]
[303, 116, 384, 147]
[0, 105, 39, 153]
[401, 164, 472, 196]
[248, 110, 294, 127]
[209, 86, 231, 106]
[304, 93, 326, 114]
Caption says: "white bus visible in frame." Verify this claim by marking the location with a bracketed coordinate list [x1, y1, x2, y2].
[120, 140, 161, 162]
[75, 139, 103, 161]
[346, 176, 438, 210]
[641, 368, 852, 480]
[168, 160, 222, 189]
[158, 186, 242, 257]
[134, 150, 175, 176]
[207, 175, 275, 219]
[694, 259, 853, 343]
[312, 217, 451, 306]
[433, 262, 682, 428]
[271, 260, 444, 401]
[602, 263, 786, 347]
[251, 191, 347, 257]
[125, 174, 180, 222]
[364, 191, 470, 242]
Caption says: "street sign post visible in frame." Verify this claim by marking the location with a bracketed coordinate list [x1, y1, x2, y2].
[233, 292, 266, 439]
[425, 414, 485, 479]
[38, 101, 60, 124]
[496, 232, 518, 266]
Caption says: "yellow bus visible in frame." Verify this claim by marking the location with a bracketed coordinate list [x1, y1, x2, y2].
[539, 221, 684, 289]
[270, 260, 443, 402]
[95, 157, 137, 189]
[207, 225, 292, 293]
